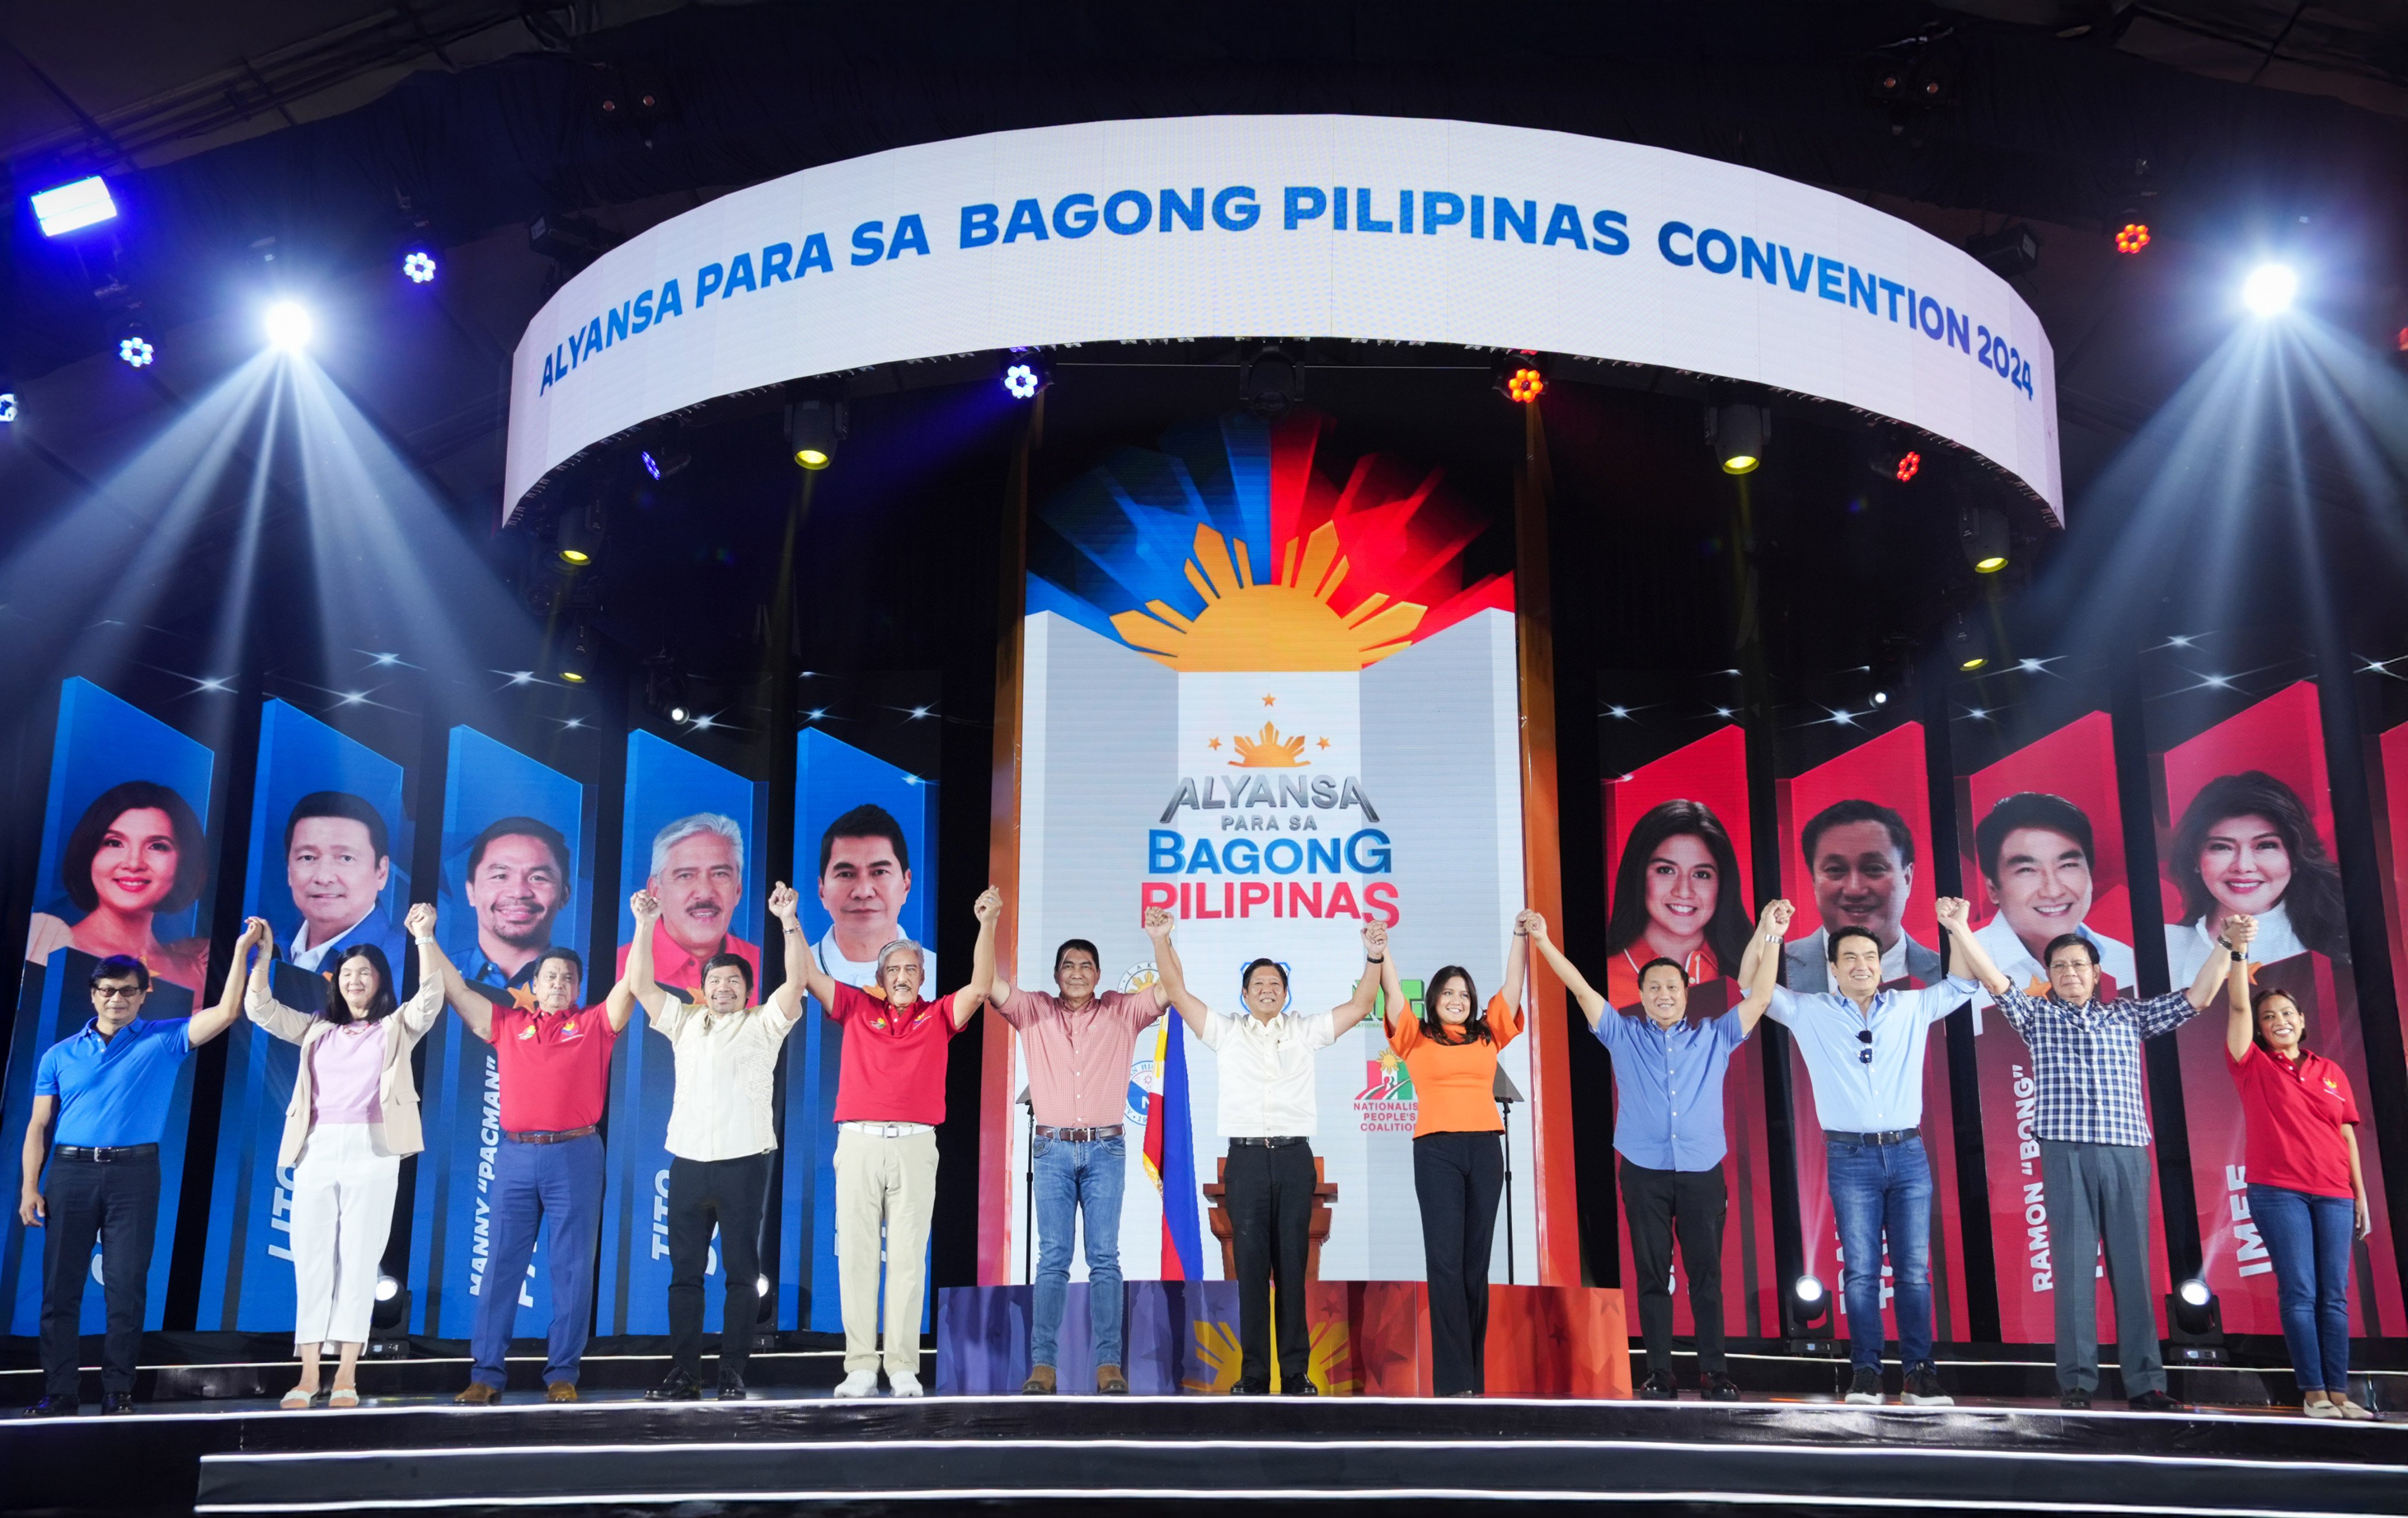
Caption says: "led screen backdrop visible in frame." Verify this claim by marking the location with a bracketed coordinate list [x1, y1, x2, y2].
[989, 409, 1534, 1288]
[1599, 724, 1779, 1338]
[1772, 720, 1971, 1342]
[198, 700, 414, 1330]
[1, 679, 218, 1336]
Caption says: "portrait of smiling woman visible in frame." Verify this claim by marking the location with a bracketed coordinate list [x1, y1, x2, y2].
[2163, 770, 2349, 985]
[1603, 799, 1752, 1011]
[24, 779, 212, 991]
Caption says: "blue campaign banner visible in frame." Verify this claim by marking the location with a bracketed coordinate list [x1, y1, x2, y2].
[197, 700, 412, 1331]
[410, 726, 593, 1336]
[2, 678, 216, 1335]
[596, 730, 764, 1336]
[781, 728, 938, 1333]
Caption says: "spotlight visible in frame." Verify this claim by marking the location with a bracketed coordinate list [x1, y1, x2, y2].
[638, 447, 690, 481]
[1794, 1274, 1825, 1306]
[1894, 449, 1922, 483]
[402, 249, 437, 284]
[375, 1273, 400, 1303]
[2241, 262, 2297, 316]
[1494, 352, 1548, 403]
[1239, 346, 1301, 419]
[31, 175, 117, 237]
[1782, 1273, 1833, 1350]
[2115, 222, 2150, 255]
[0, 392, 15, 425]
[1959, 505, 2009, 573]
[643, 661, 690, 725]
[1949, 611, 1990, 672]
[2166, 1277, 2226, 1363]
[368, 1275, 411, 1359]
[559, 624, 595, 685]
[1871, 690, 1889, 707]
[786, 397, 845, 469]
[1964, 223, 2042, 280]
[116, 333, 155, 369]
[555, 505, 603, 567]
[1707, 403, 1769, 475]
[264, 301, 314, 351]
[1001, 353, 1050, 399]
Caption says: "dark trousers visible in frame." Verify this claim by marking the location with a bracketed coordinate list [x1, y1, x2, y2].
[472, 1133, 604, 1389]
[1224, 1141, 1315, 1389]
[666, 1151, 772, 1381]
[1414, 1131, 1504, 1396]
[1619, 1157, 1728, 1380]
[41, 1153, 160, 1397]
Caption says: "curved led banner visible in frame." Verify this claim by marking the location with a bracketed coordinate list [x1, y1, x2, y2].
[504, 115, 2061, 521]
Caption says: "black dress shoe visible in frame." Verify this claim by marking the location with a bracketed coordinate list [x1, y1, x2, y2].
[2059, 1386, 2092, 1410]
[1700, 1372, 1742, 1402]
[102, 1393, 136, 1415]
[716, 1371, 749, 1401]
[644, 1369, 702, 1403]
[22, 1394, 78, 1418]
[1638, 1370, 1679, 1400]
[1284, 1377, 1320, 1396]
[1230, 1380, 1269, 1396]
[2128, 1389, 2186, 1413]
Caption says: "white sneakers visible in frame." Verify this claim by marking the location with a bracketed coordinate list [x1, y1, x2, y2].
[889, 1371, 924, 1398]
[833, 1370, 879, 1399]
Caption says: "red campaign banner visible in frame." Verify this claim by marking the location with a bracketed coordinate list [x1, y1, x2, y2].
[1959, 712, 2170, 1343]
[2382, 723, 2408, 1093]
[2158, 682, 2403, 1336]
[1774, 722, 1972, 1342]
[1599, 726, 1779, 1337]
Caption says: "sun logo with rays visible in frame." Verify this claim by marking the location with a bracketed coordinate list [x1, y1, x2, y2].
[1110, 523, 1428, 673]
[1230, 722, 1308, 768]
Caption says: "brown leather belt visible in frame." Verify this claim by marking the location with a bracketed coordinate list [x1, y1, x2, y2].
[503, 1126, 598, 1145]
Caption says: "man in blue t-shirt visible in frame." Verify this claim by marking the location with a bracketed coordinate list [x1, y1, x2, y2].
[16, 935, 249, 1416]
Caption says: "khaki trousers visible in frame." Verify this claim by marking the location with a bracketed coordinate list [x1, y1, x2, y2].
[833, 1126, 939, 1376]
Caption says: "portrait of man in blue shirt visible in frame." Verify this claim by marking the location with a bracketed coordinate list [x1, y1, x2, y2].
[18, 942, 247, 1416]
[1529, 898, 1790, 1402]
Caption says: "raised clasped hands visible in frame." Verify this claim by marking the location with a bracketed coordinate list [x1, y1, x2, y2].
[1933, 896, 1971, 932]
[630, 889, 661, 925]
[1361, 921, 1388, 957]
[1517, 910, 1547, 942]
[1758, 898, 1794, 938]
[2226, 913, 2257, 951]
[1143, 906, 1174, 940]
[973, 886, 1003, 925]
[767, 882, 800, 925]
[404, 902, 437, 939]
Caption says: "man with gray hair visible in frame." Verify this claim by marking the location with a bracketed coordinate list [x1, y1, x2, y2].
[789, 887, 1001, 1398]
[617, 813, 760, 998]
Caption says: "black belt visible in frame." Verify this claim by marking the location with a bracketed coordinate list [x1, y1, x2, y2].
[1825, 1128, 1918, 1147]
[1229, 1136, 1308, 1147]
[53, 1144, 158, 1163]
[1035, 1124, 1123, 1142]
[503, 1126, 598, 1145]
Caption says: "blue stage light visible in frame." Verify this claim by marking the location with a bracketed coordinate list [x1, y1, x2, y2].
[265, 301, 314, 351]
[402, 250, 437, 284]
[0, 393, 15, 425]
[641, 449, 662, 481]
[1004, 362, 1042, 399]
[32, 176, 116, 237]
[118, 336, 155, 369]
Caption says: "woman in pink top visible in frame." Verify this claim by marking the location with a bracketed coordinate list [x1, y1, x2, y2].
[240, 902, 446, 1409]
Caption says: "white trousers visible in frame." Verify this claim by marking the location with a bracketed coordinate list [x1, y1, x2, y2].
[288, 1122, 400, 1350]
[832, 1127, 939, 1376]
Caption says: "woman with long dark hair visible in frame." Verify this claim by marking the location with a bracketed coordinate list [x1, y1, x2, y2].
[25, 780, 212, 990]
[242, 903, 448, 1408]
[2224, 918, 2375, 1419]
[1371, 919, 1528, 1397]
[1604, 800, 1752, 1010]
[2165, 770, 2348, 985]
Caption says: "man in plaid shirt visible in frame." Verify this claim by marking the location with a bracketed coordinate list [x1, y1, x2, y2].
[1956, 910, 2258, 1411]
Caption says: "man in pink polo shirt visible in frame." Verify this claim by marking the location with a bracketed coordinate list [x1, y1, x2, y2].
[790, 884, 1000, 1397]
[426, 931, 642, 1403]
[990, 905, 1172, 1395]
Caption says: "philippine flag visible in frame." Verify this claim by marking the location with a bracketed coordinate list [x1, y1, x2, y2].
[1144, 1015, 1204, 1280]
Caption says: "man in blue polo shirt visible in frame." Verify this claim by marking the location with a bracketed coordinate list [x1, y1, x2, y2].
[1529, 900, 1789, 1401]
[18, 930, 253, 1416]
[1745, 896, 1985, 1407]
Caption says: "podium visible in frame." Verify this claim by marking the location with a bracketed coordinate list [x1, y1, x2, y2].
[1200, 1156, 1338, 1280]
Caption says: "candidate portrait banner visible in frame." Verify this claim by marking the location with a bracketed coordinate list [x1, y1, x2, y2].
[198, 700, 414, 1330]
[991, 407, 1532, 1300]
[1599, 724, 1780, 1339]
[1, 678, 218, 1336]
[2155, 680, 2402, 1335]
[1773, 720, 1971, 1342]
[409, 725, 593, 1336]
[783, 727, 939, 1333]
[596, 730, 765, 1335]
[1953, 710, 2169, 1343]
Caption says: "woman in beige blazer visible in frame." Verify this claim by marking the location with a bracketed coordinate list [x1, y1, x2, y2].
[239, 901, 445, 1408]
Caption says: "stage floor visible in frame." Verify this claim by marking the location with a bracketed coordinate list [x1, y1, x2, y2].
[5, 1382, 2402, 1517]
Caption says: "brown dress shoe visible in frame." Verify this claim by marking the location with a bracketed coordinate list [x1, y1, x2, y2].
[453, 1383, 499, 1405]
[1096, 1364, 1128, 1394]
[1021, 1364, 1056, 1394]
[546, 1382, 579, 1403]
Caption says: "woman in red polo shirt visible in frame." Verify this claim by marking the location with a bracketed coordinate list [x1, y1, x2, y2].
[1373, 915, 1531, 1397]
[2226, 927, 2374, 1420]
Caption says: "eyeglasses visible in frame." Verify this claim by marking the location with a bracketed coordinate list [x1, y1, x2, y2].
[1856, 1028, 1874, 1065]
[93, 986, 142, 1003]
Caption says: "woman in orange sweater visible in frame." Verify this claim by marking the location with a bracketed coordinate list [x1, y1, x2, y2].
[1374, 915, 1531, 1397]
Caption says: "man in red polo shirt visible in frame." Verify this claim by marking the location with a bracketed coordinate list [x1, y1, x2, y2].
[426, 918, 643, 1403]
[790, 885, 1000, 1397]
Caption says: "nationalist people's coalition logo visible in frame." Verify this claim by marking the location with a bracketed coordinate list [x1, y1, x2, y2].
[1353, 1052, 1417, 1135]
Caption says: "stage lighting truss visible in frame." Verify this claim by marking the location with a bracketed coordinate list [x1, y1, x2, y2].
[402, 249, 438, 283]
[2115, 222, 2150, 255]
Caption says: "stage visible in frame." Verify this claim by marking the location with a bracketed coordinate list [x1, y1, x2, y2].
[4, 1350, 2403, 1517]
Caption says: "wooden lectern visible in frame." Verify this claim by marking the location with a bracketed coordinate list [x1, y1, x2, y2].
[1201, 1155, 1338, 1280]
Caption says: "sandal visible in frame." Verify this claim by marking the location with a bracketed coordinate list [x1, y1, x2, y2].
[280, 1387, 318, 1410]
[328, 1387, 360, 1409]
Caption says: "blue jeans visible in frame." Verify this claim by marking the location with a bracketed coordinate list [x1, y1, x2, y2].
[1030, 1134, 1126, 1371]
[2247, 1183, 2354, 1393]
[472, 1133, 603, 1389]
[1827, 1134, 1933, 1372]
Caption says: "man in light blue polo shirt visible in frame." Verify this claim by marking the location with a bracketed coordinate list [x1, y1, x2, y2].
[1529, 899, 1790, 1402]
[17, 936, 250, 1416]
[1756, 896, 1984, 1407]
